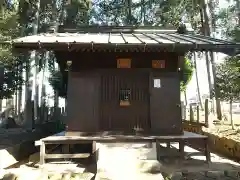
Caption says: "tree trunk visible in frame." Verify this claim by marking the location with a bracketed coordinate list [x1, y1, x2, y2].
[201, 0, 222, 120]
[17, 23, 26, 119]
[126, 0, 132, 24]
[236, 0, 240, 25]
[0, 99, 2, 112]
[14, 91, 17, 116]
[27, 0, 40, 124]
[194, 52, 203, 110]
[230, 99, 234, 130]
[17, 65, 22, 117]
[200, 6, 212, 100]
[52, 1, 60, 118]
[184, 91, 188, 106]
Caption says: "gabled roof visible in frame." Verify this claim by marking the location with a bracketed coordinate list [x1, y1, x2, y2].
[10, 27, 240, 55]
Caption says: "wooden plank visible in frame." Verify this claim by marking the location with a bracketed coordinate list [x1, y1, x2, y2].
[36, 131, 207, 145]
[205, 138, 211, 163]
[43, 140, 93, 145]
[35, 140, 42, 146]
[45, 153, 90, 159]
[40, 142, 46, 165]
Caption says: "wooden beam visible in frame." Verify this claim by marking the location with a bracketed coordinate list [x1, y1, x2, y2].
[40, 142, 46, 165]
[45, 153, 90, 159]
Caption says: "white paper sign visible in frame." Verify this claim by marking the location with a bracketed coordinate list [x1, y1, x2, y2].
[154, 79, 161, 88]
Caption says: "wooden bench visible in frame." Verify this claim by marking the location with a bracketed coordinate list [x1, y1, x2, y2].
[155, 131, 210, 163]
[35, 131, 210, 165]
[35, 132, 96, 164]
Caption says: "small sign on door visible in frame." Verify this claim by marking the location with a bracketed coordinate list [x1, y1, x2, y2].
[153, 78, 161, 88]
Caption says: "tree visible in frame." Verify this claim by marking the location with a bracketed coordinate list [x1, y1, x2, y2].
[215, 62, 240, 129]
[194, 52, 203, 110]
[181, 57, 194, 92]
[0, 4, 23, 100]
[180, 56, 194, 105]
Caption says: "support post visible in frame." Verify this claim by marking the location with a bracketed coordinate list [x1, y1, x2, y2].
[40, 142, 46, 165]
[196, 105, 200, 123]
[181, 102, 186, 120]
[156, 140, 160, 161]
[204, 138, 211, 163]
[179, 140, 185, 159]
[205, 99, 209, 128]
[190, 105, 194, 122]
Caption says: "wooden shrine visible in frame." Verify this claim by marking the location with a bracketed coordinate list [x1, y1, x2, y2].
[10, 26, 239, 167]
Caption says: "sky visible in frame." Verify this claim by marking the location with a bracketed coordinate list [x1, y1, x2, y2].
[185, 0, 231, 100]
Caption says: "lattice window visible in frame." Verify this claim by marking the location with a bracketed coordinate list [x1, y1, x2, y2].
[119, 89, 131, 106]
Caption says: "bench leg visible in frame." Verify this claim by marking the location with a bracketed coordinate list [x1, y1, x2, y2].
[40, 142, 46, 165]
[205, 138, 211, 163]
[156, 140, 161, 161]
[179, 140, 185, 160]
[166, 142, 171, 149]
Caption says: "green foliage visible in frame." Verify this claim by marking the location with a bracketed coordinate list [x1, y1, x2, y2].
[180, 57, 194, 92]
[0, 6, 23, 99]
[90, 0, 200, 26]
[215, 0, 239, 101]
[215, 1, 239, 40]
[49, 70, 67, 98]
[226, 55, 240, 71]
[215, 62, 240, 101]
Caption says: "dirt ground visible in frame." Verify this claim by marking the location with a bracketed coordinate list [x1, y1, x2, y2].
[185, 111, 240, 142]
[1, 143, 240, 180]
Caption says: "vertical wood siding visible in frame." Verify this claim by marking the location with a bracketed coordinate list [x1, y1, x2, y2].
[100, 70, 150, 132]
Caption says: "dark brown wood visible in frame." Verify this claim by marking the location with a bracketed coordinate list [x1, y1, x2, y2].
[205, 138, 211, 163]
[196, 106, 200, 123]
[61, 52, 181, 135]
[156, 140, 161, 161]
[179, 140, 185, 159]
[205, 99, 209, 128]
[154, 133, 209, 166]
[99, 69, 150, 132]
[150, 72, 182, 135]
[56, 52, 178, 72]
[67, 71, 100, 132]
[167, 142, 171, 148]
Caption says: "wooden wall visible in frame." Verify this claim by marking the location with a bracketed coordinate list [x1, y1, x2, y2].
[55, 52, 179, 71]
[57, 51, 183, 135]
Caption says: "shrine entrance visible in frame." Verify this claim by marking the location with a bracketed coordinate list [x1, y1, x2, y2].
[99, 69, 150, 132]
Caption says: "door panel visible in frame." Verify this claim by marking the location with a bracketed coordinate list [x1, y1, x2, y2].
[67, 72, 100, 132]
[150, 72, 182, 135]
[100, 70, 150, 132]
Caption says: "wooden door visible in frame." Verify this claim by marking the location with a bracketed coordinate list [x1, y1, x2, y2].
[100, 70, 150, 132]
[150, 72, 182, 135]
[67, 71, 100, 132]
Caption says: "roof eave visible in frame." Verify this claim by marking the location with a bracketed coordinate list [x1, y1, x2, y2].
[11, 42, 239, 55]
